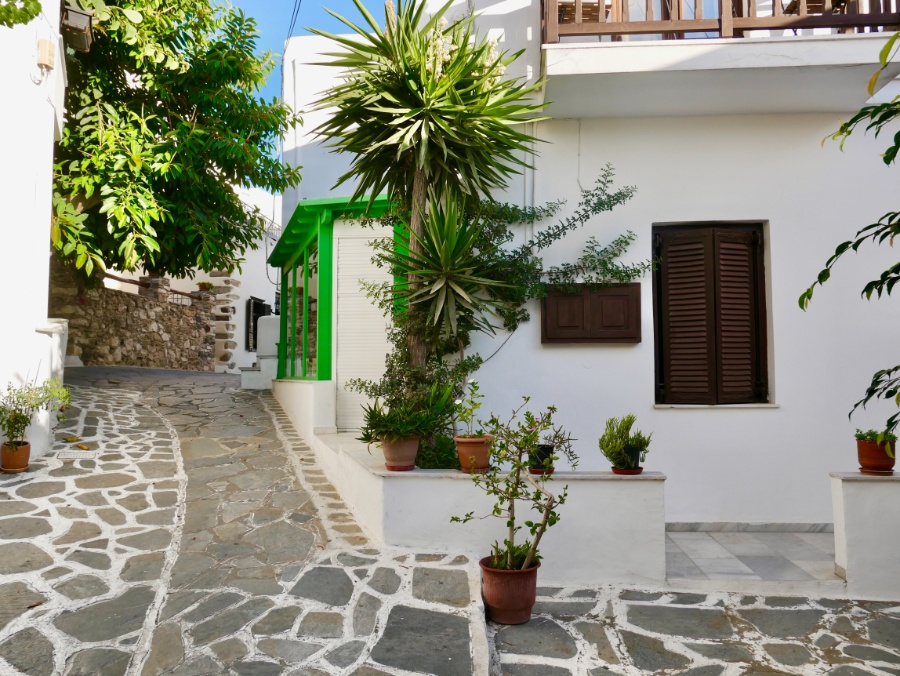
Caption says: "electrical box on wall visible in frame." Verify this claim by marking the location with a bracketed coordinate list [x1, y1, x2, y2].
[541, 283, 641, 344]
[37, 39, 55, 70]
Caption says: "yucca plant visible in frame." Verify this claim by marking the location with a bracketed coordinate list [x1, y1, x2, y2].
[312, 0, 545, 367]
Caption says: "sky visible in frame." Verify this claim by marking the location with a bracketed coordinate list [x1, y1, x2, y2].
[230, 0, 385, 101]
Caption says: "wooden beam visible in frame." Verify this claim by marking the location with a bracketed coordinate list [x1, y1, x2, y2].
[720, 0, 735, 35]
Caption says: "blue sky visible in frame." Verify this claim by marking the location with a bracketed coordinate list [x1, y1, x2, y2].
[230, 0, 385, 101]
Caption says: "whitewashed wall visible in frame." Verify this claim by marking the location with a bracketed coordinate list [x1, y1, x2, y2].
[0, 6, 68, 456]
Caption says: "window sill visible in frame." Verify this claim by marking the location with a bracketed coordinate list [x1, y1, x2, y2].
[653, 403, 780, 410]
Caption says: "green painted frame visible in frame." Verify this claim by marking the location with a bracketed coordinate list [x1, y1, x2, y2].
[269, 195, 391, 381]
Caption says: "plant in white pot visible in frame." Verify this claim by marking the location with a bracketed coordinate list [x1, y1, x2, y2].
[0, 378, 70, 473]
[453, 398, 576, 624]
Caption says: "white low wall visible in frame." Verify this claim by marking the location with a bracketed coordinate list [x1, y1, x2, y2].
[831, 473, 900, 601]
[304, 431, 666, 587]
[273, 379, 337, 438]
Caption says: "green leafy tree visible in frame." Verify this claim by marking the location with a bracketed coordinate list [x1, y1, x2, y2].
[0, 0, 41, 28]
[53, 0, 302, 278]
[799, 33, 900, 437]
[312, 0, 545, 367]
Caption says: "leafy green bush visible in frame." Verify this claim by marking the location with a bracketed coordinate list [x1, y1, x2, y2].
[0, 379, 70, 446]
[357, 382, 455, 448]
[598, 414, 652, 469]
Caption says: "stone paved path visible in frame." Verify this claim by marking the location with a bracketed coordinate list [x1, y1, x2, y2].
[0, 368, 481, 675]
[2, 368, 899, 676]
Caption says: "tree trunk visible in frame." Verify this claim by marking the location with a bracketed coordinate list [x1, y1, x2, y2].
[406, 167, 428, 370]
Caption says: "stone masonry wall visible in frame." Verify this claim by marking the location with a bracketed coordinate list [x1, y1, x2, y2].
[48, 257, 216, 371]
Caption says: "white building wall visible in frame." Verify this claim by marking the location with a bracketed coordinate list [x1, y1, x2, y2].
[0, 7, 68, 456]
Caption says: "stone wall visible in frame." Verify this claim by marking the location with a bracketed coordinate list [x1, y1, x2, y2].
[48, 258, 215, 371]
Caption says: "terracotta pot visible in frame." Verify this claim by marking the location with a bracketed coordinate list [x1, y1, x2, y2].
[454, 435, 493, 474]
[611, 466, 643, 475]
[1, 441, 30, 474]
[529, 444, 555, 475]
[479, 556, 540, 625]
[381, 436, 420, 471]
[857, 439, 895, 475]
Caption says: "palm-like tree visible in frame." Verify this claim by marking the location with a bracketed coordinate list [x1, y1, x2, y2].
[312, 0, 545, 367]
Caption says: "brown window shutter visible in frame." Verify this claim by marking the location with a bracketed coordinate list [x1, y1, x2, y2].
[714, 228, 767, 404]
[655, 229, 717, 404]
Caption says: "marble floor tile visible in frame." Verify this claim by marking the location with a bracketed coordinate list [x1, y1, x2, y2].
[709, 533, 778, 557]
[691, 557, 761, 579]
[751, 534, 833, 562]
[666, 552, 708, 580]
[795, 532, 836, 555]
[665, 536, 684, 554]
[736, 555, 816, 581]
[668, 533, 734, 560]
[791, 559, 842, 582]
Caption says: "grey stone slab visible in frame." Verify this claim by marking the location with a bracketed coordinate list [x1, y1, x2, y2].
[199, 423, 266, 438]
[532, 600, 596, 619]
[180, 437, 231, 461]
[843, 644, 900, 664]
[816, 634, 841, 649]
[141, 622, 184, 676]
[502, 665, 571, 676]
[54, 585, 155, 641]
[67, 648, 131, 676]
[671, 592, 709, 605]
[299, 611, 345, 638]
[153, 491, 178, 508]
[620, 590, 664, 601]
[351, 667, 393, 676]
[74, 473, 135, 489]
[272, 491, 311, 510]
[627, 605, 734, 639]
[737, 556, 815, 581]
[251, 606, 303, 635]
[354, 593, 382, 636]
[165, 655, 223, 676]
[16, 481, 65, 498]
[243, 520, 315, 565]
[372, 605, 471, 675]
[337, 553, 376, 567]
[412, 567, 470, 608]
[0, 516, 52, 539]
[188, 463, 245, 485]
[168, 553, 215, 587]
[679, 667, 725, 676]
[573, 621, 619, 664]
[368, 567, 401, 595]
[828, 667, 879, 676]
[66, 549, 111, 570]
[291, 567, 354, 606]
[0, 627, 54, 676]
[53, 521, 103, 545]
[210, 637, 249, 664]
[121, 552, 165, 582]
[495, 617, 577, 659]
[232, 661, 283, 676]
[228, 469, 285, 491]
[739, 608, 826, 639]
[182, 592, 245, 623]
[764, 596, 807, 607]
[0, 582, 46, 631]
[0, 500, 35, 517]
[686, 642, 754, 662]
[0, 542, 53, 574]
[96, 507, 127, 525]
[765, 642, 812, 666]
[327, 640, 367, 668]
[160, 590, 206, 621]
[190, 597, 275, 645]
[183, 499, 219, 532]
[53, 574, 109, 600]
[258, 638, 323, 662]
[138, 460, 175, 479]
[869, 616, 900, 651]
[619, 630, 691, 672]
[118, 528, 172, 551]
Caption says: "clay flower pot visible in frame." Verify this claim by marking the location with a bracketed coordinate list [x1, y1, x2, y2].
[479, 557, 540, 625]
[381, 436, 420, 471]
[454, 435, 493, 474]
[857, 439, 895, 475]
[1, 441, 30, 474]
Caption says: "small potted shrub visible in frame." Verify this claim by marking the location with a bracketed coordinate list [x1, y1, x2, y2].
[358, 383, 454, 471]
[854, 428, 896, 475]
[599, 414, 652, 475]
[453, 380, 493, 473]
[453, 398, 577, 624]
[528, 426, 577, 476]
[0, 378, 70, 473]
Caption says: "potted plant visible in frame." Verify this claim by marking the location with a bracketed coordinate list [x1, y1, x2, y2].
[453, 398, 577, 624]
[453, 379, 493, 473]
[358, 383, 454, 471]
[855, 428, 896, 475]
[528, 426, 577, 476]
[0, 378, 70, 473]
[599, 414, 652, 475]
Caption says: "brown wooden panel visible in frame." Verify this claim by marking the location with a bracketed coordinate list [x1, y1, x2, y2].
[542, 284, 641, 343]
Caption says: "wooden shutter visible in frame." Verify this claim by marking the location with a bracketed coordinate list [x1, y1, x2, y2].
[654, 224, 768, 405]
[542, 284, 641, 343]
[654, 229, 717, 404]
[715, 228, 767, 404]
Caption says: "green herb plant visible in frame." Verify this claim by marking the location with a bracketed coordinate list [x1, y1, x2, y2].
[854, 428, 897, 458]
[454, 379, 484, 438]
[453, 398, 576, 571]
[598, 414, 652, 469]
[0, 379, 70, 448]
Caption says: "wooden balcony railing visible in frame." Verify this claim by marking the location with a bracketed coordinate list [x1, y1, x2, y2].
[542, 0, 900, 41]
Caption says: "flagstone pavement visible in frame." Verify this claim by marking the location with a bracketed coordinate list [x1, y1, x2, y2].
[0, 367, 897, 676]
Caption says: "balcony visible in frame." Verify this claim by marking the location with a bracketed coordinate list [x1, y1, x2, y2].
[542, 0, 900, 41]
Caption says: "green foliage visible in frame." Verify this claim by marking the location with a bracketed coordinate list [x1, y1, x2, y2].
[358, 381, 455, 447]
[312, 0, 545, 212]
[598, 414, 652, 469]
[544, 231, 656, 290]
[800, 32, 900, 436]
[0, 379, 70, 445]
[53, 0, 302, 278]
[529, 426, 578, 473]
[454, 379, 484, 438]
[0, 0, 40, 28]
[452, 398, 575, 571]
[416, 433, 460, 470]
